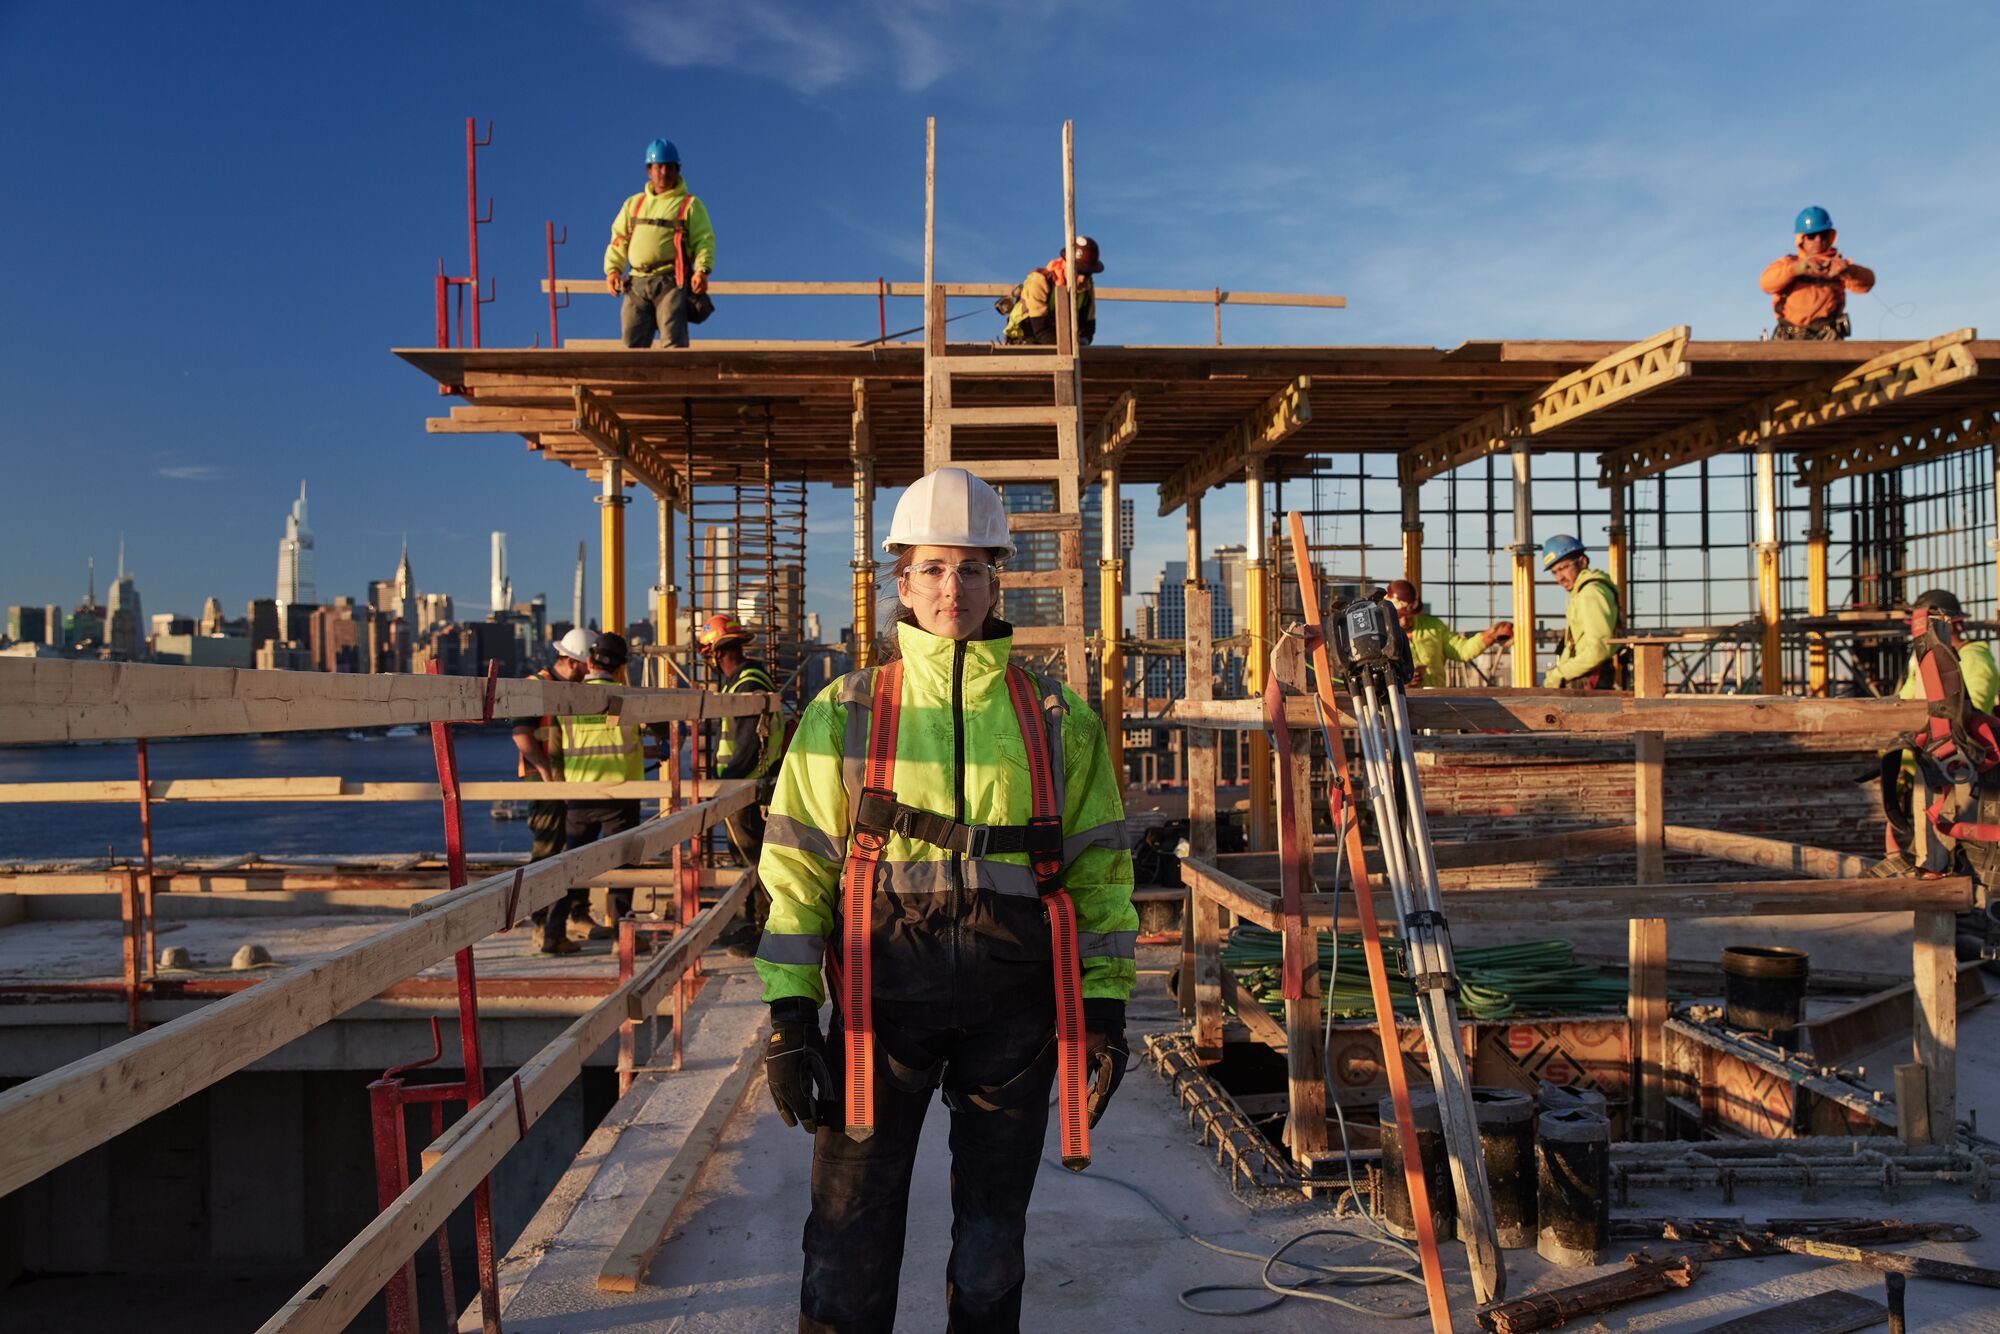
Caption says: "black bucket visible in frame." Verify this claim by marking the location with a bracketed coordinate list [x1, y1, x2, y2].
[1473, 1088, 1536, 1250]
[1536, 1107, 1609, 1268]
[1723, 945, 1809, 1050]
[1536, 1080, 1608, 1120]
[1377, 1090, 1453, 1242]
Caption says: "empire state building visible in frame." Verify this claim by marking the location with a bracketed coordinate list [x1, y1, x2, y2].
[276, 482, 316, 610]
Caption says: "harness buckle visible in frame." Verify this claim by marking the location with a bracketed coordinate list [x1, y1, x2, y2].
[854, 787, 898, 851]
[964, 824, 991, 859]
[1027, 815, 1064, 895]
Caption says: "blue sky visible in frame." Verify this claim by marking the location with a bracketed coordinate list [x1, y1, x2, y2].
[3, 1, 1995, 638]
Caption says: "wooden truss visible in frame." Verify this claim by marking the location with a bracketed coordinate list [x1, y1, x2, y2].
[1083, 389, 1138, 474]
[1598, 329, 1980, 488]
[572, 384, 685, 501]
[1157, 376, 1311, 515]
[1400, 327, 1691, 487]
[1794, 402, 2000, 489]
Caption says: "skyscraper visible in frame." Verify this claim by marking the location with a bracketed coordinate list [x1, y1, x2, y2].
[573, 542, 588, 632]
[106, 538, 144, 660]
[490, 532, 511, 613]
[276, 482, 316, 610]
[394, 538, 417, 629]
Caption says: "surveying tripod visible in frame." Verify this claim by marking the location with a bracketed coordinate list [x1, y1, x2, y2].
[1330, 593, 1506, 1302]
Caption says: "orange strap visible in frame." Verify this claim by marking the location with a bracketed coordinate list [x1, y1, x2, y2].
[1004, 666, 1090, 1170]
[624, 193, 695, 289]
[837, 661, 901, 1141]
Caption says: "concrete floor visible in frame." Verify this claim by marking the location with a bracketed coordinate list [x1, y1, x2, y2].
[473, 945, 2000, 1333]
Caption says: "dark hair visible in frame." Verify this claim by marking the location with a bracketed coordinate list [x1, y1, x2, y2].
[590, 632, 630, 672]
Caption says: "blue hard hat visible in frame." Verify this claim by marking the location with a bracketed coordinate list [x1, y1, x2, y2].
[1541, 534, 1586, 569]
[645, 139, 679, 166]
[1794, 205, 1834, 236]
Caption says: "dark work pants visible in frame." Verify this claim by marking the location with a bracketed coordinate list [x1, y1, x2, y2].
[622, 271, 689, 348]
[526, 799, 568, 931]
[560, 799, 641, 922]
[800, 992, 1057, 1334]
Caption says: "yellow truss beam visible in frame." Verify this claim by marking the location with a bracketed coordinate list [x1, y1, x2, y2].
[1793, 403, 2000, 489]
[1082, 390, 1138, 474]
[1597, 329, 1978, 488]
[572, 385, 685, 502]
[1400, 326, 1691, 487]
[1157, 377, 1310, 516]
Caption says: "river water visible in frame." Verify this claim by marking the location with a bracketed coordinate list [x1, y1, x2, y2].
[0, 730, 546, 862]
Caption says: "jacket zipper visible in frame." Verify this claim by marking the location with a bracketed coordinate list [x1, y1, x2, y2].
[950, 640, 967, 1020]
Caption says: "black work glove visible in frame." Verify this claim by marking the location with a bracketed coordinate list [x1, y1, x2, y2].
[766, 997, 833, 1133]
[1082, 998, 1128, 1128]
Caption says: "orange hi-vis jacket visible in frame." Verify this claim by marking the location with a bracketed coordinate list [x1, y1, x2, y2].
[1759, 240, 1875, 328]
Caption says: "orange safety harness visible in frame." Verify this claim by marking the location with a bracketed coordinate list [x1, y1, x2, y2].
[832, 661, 1092, 1168]
[1883, 611, 2000, 866]
[624, 192, 696, 289]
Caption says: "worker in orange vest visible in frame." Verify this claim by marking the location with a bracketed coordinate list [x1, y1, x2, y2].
[1759, 206, 1875, 341]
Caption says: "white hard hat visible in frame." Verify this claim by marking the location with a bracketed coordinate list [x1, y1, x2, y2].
[554, 627, 598, 663]
[883, 467, 1015, 557]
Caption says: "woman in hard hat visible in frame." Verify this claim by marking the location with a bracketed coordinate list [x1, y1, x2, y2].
[754, 466, 1136, 1332]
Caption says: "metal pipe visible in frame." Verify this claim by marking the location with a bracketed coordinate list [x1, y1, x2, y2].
[1510, 441, 1538, 688]
[1245, 458, 1272, 849]
[1755, 443, 1782, 694]
[135, 738, 157, 980]
[602, 459, 626, 636]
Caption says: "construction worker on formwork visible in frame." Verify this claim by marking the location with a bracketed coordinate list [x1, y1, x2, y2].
[1384, 579, 1512, 687]
[1000, 236, 1102, 346]
[512, 627, 594, 956]
[604, 138, 715, 349]
[755, 466, 1136, 1332]
[1759, 206, 1875, 341]
[557, 633, 646, 946]
[697, 612, 783, 955]
[1540, 535, 1623, 689]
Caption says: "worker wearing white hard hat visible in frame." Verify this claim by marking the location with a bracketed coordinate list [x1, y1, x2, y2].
[511, 624, 599, 954]
[754, 466, 1137, 1329]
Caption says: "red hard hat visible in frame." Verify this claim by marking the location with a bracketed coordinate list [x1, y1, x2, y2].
[697, 613, 753, 651]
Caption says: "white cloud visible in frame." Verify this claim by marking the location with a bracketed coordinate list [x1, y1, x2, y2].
[157, 464, 225, 481]
[610, 0, 1061, 95]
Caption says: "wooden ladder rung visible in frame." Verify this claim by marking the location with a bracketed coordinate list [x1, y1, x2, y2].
[1008, 512, 1080, 534]
[938, 405, 1071, 427]
[955, 457, 1075, 483]
[1009, 625, 1081, 649]
[1000, 568, 1084, 591]
[932, 355, 1077, 377]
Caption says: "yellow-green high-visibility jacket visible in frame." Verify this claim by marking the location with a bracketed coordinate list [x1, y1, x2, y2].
[1899, 640, 2000, 713]
[717, 659, 784, 781]
[1407, 614, 1493, 688]
[1546, 567, 1621, 687]
[754, 620, 1137, 1010]
[557, 673, 643, 784]
[603, 180, 715, 280]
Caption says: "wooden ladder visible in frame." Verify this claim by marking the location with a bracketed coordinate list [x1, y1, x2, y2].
[922, 289, 1087, 685]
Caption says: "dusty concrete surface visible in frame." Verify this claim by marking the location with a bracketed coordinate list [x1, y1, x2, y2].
[474, 944, 2000, 1333]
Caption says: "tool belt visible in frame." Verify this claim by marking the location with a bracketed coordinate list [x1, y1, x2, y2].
[1772, 312, 1852, 341]
[832, 660, 1093, 1168]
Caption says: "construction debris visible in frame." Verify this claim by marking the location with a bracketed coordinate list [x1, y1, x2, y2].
[1474, 1253, 1699, 1333]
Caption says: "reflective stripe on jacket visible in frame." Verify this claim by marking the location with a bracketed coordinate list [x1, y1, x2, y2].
[1553, 568, 1621, 684]
[718, 660, 783, 780]
[557, 673, 643, 784]
[1407, 614, 1491, 687]
[604, 181, 715, 279]
[1002, 261, 1096, 342]
[753, 620, 1137, 1009]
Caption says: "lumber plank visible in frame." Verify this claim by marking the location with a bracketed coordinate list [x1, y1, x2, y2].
[1180, 858, 1282, 932]
[1660, 825, 1872, 878]
[1225, 971, 1290, 1051]
[1186, 586, 1224, 1058]
[1914, 908, 1958, 1143]
[538, 277, 1346, 307]
[1166, 692, 1925, 736]
[0, 787, 749, 1202]
[0, 778, 741, 805]
[0, 658, 768, 744]
[596, 1012, 768, 1292]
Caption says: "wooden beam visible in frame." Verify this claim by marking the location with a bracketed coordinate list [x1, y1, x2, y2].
[1597, 329, 1979, 487]
[1166, 691, 1925, 736]
[1081, 390, 1138, 473]
[0, 658, 768, 744]
[1660, 825, 1873, 879]
[1400, 327, 1691, 486]
[1794, 403, 2000, 490]
[538, 277, 1347, 308]
[1630, 642, 1667, 1140]
[573, 384, 684, 503]
[0, 778, 750, 805]
[0, 787, 750, 1202]
[597, 1009, 767, 1292]
[1913, 908, 1959, 1144]
[1156, 376, 1310, 515]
